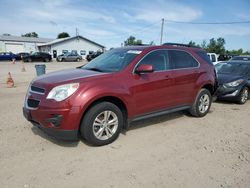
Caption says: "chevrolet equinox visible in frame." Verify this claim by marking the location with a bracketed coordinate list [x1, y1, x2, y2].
[23, 44, 217, 146]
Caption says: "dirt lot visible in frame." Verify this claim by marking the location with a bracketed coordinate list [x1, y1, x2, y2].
[0, 60, 250, 188]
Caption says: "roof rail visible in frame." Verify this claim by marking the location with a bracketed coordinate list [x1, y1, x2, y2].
[162, 42, 201, 48]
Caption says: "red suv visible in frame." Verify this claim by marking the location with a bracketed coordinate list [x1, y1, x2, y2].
[23, 44, 217, 146]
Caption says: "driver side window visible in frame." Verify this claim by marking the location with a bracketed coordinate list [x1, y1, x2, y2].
[137, 50, 169, 71]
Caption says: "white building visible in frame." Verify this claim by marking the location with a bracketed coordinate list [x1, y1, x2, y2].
[0, 35, 52, 53]
[38, 36, 105, 59]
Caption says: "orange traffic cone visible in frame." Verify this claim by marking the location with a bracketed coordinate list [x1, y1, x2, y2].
[6, 72, 14, 88]
[21, 62, 26, 72]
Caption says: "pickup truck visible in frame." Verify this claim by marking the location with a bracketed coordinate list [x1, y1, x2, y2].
[207, 53, 219, 65]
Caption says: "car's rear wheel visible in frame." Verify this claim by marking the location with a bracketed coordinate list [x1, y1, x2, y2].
[237, 87, 249, 104]
[28, 58, 32, 62]
[189, 88, 212, 117]
[76, 58, 80, 62]
[44, 58, 49, 62]
[80, 102, 123, 146]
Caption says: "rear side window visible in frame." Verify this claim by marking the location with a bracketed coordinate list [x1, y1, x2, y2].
[196, 51, 213, 65]
[168, 50, 199, 69]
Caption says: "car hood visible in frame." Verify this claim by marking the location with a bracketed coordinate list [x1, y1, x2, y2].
[217, 73, 245, 85]
[32, 68, 108, 86]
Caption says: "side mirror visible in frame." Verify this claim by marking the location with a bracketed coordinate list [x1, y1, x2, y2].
[135, 64, 154, 74]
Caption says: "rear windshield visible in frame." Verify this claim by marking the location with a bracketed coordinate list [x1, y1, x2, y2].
[196, 51, 213, 65]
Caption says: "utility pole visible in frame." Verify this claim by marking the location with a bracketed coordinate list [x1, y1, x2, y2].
[160, 18, 164, 45]
[76, 28, 79, 36]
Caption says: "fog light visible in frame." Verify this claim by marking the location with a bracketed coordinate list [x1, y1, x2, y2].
[46, 115, 63, 127]
[224, 90, 239, 97]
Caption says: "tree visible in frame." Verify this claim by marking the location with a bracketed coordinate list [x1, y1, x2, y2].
[124, 36, 142, 46]
[22, 32, 38, 38]
[57, 32, 70, 39]
[200, 40, 207, 49]
[149, 41, 155, 46]
[187, 37, 249, 55]
[206, 37, 225, 54]
[188, 41, 200, 48]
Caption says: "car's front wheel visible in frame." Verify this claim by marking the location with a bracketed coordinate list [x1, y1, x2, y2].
[237, 87, 249, 104]
[80, 102, 123, 146]
[189, 88, 212, 117]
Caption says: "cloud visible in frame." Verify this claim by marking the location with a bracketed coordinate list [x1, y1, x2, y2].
[39, 0, 70, 8]
[127, 0, 202, 23]
[49, 21, 58, 26]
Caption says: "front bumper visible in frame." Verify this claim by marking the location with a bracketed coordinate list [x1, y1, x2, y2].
[215, 85, 241, 100]
[23, 107, 79, 141]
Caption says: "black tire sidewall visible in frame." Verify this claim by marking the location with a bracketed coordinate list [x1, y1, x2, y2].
[81, 102, 123, 146]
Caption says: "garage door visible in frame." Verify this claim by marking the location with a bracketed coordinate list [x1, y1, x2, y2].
[5, 43, 24, 53]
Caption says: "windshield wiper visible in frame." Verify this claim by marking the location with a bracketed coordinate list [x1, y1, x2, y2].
[84, 67, 103, 72]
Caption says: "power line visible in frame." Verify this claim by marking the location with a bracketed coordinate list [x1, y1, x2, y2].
[164, 19, 250, 25]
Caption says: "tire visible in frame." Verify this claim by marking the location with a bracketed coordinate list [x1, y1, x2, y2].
[189, 88, 212, 117]
[44, 58, 49, 62]
[237, 87, 249, 104]
[28, 58, 32, 62]
[76, 58, 80, 62]
[80, 102, 123, 146]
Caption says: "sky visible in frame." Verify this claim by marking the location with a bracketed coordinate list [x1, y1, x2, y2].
[0, 0, 250, 50]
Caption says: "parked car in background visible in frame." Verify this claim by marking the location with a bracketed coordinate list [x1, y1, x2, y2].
[23, 52, 52, 62]
[23, 44, 217, 146]
[217, 54, 231, 61]
[230, 56, 250, 61]
[215, 61, 250, 104]
[56, 52, 82, 62]
[86, 51, 103, 61]
[16, 52, 30, 60]
[0, 52, 18, 61]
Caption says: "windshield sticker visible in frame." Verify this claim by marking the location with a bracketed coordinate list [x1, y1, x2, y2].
[127, 50, 142, 54]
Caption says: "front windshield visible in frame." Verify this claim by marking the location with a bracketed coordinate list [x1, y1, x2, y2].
[82, 48, 141, 72]
[217, 63, 250, 75]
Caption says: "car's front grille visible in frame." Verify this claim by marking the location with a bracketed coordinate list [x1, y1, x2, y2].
[31, 86, 45, 94]
[27, 99, 40, 108]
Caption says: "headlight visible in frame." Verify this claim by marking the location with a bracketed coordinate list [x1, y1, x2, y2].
[224, 79, 244, 87]
[47, 83, 79, 101]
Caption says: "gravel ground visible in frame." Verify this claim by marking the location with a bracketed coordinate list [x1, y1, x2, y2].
[0, 60, 250, 188]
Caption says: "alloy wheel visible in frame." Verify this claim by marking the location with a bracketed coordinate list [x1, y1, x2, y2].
[241, 89, 249, 103]
[92, 111, 119, 140]
[198, 94, 210, 113]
